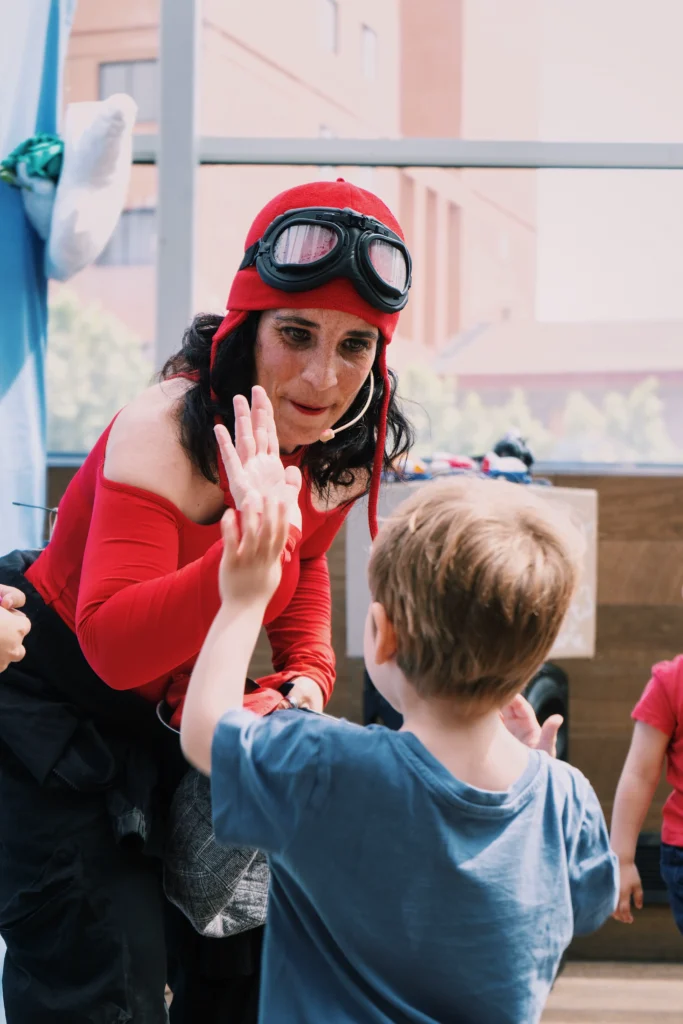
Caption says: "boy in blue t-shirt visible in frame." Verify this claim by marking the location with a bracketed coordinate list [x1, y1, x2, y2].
[181, 420, 617, 1024]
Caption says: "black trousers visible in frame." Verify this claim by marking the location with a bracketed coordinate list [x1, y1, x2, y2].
[0, 749, 264, 1023]
[0, 553, 263, 1023]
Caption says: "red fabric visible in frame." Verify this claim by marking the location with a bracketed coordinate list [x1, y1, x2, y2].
[211, 179, 405, 539]
[369, 347, 391, 540]
[26, 421, 351, 725]
[212, 179, 404, 350]
[632, 656, 683, 845]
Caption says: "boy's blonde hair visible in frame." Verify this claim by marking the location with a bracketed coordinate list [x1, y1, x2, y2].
[368, 477, 583, 709]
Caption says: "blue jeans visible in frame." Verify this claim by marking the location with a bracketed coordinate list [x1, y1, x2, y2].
[660, 842, 683, 936]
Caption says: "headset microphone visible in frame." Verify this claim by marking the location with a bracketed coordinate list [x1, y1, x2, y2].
[319, 373, 375, 443]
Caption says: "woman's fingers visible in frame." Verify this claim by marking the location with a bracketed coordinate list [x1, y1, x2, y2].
[251, 387, 270, 457]
[214, 425, 247, 493]
[254, 420, 269, 457]
[252, 386, 280, 456]
[238, 499, 260, 559]
[234, 395, 256, 465]
[220, 508, 240, 559]
[231, 497, 289, 568]
[273, 501, 289, 555]
[284, 464, 303, 499]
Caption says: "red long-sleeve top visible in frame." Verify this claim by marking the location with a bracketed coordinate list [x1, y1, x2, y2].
[26, 420, 352, 725]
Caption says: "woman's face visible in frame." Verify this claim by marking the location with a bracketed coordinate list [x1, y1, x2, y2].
[254, 308, 379, 452]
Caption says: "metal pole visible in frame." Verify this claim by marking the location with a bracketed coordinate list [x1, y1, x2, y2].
[155, 0, 200, 369]
[135, 135, 683, 171]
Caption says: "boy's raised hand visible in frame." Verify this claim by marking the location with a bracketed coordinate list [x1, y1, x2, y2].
[215, 386, 303, 532]
[218, 497, 290, 607]
[501, 693, 563, 757]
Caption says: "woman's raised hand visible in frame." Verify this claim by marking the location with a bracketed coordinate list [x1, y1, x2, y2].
[215, 386, 303, 532]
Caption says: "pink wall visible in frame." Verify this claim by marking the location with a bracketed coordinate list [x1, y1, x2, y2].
[59, 0, 540, 373]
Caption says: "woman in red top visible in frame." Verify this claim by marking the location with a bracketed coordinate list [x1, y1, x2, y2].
[0, 179, 413, 1024]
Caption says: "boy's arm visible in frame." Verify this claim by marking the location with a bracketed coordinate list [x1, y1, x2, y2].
[180, 597, 269, 775]
[568, 780, 619, 936]
[181, 392, 301, 775]
[610, 721, 669, 923]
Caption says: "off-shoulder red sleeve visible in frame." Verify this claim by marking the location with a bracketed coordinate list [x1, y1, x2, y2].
[261, 553, 335, 701]
[75, 472, 297, 691]
[260, 500, 353, 703]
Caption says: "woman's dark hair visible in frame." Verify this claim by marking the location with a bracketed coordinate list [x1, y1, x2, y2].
[160, 312, 414, 497]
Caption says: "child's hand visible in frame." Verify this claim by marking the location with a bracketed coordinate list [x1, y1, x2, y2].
[215, 387, 303, 532]
[218, 496, 290, 606]
[0, 584, 26, 611]
[500, 693, 563, 756]
[613, 860, 643, 924]
[0, 605, 31, 672]
[283, 676, 325, 713]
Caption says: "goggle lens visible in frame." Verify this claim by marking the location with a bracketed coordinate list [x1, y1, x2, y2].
[368, 238, 408, 291]
[272, 224, 338, 266]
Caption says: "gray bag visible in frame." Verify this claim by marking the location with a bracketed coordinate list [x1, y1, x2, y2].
[163, 768, 269, 938]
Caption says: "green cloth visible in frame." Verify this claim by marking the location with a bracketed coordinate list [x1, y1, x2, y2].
[0, 132, 63, 187]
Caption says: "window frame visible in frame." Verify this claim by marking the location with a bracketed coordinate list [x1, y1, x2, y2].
[361, 24, 377, 80]
[321, 0, 339, 54]
[98, 58, 159, 122]
[96, 208, 157, 267]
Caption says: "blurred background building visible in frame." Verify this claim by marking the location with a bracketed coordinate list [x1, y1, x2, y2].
[49, 0, 683, 463]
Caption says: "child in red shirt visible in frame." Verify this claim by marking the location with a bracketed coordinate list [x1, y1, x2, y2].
[611, 655, 683, 930]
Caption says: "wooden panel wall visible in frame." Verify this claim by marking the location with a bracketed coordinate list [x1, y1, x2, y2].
[46, 467, 683, 959]
[548, 475, 683, 961]
[324, 474, 683, 961]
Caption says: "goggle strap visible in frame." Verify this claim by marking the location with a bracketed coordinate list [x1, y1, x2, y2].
[239, 241, 260, 271]
[368, 349, 391, 541]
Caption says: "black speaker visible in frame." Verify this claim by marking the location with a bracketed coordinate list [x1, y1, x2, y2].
[523, 663, 569, 762]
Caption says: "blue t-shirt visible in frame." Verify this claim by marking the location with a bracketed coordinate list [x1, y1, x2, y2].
[211, 710, 617, 1024]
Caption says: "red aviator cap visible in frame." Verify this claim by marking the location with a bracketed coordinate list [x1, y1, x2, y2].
[211, 179, 407, 539]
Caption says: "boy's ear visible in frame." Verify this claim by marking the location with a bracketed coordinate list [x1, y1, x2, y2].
[370, 602, 397, 665]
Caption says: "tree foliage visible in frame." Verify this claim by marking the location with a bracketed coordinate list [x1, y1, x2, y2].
[47, 289, 153, 451]
[398, 364, 681, 464]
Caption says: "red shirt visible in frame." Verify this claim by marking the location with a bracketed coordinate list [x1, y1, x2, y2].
[632, 656, 683, 846]
[26, 420, 351, 726]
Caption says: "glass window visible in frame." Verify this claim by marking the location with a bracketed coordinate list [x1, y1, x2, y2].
[321, 0, 339, 53]
[47, 175, 157, 454]
[407, 165, 683, 466]
[361, 25, 377, 80]
[99, 60, 159, 122]
[424, 188, 438, 347]
[195, 163, 683, 468]
[48, 7, 159, 457]
[97, 209, 157, 267]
